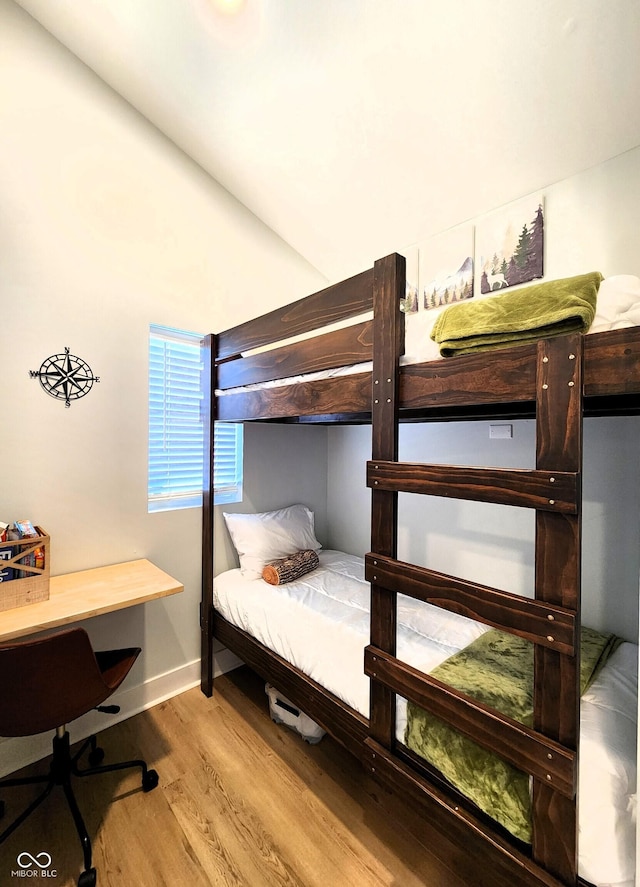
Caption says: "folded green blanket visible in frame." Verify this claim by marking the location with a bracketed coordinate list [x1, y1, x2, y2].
[404, 626, 619, 842]
[430, 272, 603, 357]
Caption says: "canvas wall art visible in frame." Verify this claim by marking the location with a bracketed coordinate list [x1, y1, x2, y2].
[418, 226, 474, 311]
[476, 195, 544, 294]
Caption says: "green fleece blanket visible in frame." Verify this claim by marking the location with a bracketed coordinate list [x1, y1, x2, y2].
[430, 272, 603, 357]
[404, 626, 619, 842]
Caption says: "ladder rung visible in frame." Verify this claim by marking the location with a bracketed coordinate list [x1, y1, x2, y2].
[365, 553, 576, 655]
[367, 461, 579, 513]
[364, 645, 576, 798]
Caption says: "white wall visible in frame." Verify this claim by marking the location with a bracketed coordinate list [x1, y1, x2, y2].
[327, 148, 640, 643]
[0, 0, 325, 774]
[215, 423, 329, 575]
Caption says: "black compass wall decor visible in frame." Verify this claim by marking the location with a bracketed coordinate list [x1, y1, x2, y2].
[30, 347, 100, 408]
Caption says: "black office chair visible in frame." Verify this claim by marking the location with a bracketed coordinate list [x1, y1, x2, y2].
[0, 627, 159, 887]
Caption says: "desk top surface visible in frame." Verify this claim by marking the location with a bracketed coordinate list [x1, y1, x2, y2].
[0, 559, 184, 642]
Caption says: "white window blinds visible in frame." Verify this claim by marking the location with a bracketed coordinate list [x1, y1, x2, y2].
[148, 324, 243, 512]
[213, 421, 244, 505]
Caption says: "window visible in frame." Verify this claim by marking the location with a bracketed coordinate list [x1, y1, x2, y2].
[213, 421, 244, 505]
[148, 324, 243, 512]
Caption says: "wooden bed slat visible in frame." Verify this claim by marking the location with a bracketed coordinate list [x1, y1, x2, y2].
[399, 325, 640, 412]
[217, 319, 374, 389]
[583, 325, 640, 395]
[364, 646, 576, 798]
[214, 614, 368, 759]
[217, 370, 372, 421]
[399, 343, 538, 408]
[367, 461, 579, 514]
[362, 739, 569, 887]
[364, 553, 576, 654]
[216, 267, 375, 360]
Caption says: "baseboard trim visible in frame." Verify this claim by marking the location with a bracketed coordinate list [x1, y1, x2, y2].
[0, 649, 243, 778]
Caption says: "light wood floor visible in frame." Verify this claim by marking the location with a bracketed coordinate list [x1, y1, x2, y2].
[0, 667, 469, 887]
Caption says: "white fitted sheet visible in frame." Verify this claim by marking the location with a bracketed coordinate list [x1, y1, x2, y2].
[214, 550, 637, 886]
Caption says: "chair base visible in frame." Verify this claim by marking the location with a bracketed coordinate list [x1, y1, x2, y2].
[0, 730, 158, 887]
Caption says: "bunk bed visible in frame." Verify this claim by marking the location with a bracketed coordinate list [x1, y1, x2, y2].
[200, 254, 640, 887]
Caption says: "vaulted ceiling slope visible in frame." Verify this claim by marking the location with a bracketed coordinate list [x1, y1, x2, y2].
[14, 0, 640, 281]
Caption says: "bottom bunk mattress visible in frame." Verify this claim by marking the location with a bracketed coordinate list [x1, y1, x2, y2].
[214, 550, 637, 887]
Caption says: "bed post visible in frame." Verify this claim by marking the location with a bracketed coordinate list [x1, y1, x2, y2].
[200, 333, 216, 696]
[531, 333, 583, 882]
[369, 253, 406, 746]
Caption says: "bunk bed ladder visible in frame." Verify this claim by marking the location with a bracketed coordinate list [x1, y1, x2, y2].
[366, 261, 584, 887]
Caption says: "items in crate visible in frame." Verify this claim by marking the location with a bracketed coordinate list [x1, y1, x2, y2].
[0, 523, 12, 581]
[0, 520, 46, 581]
[14, 519, 38, 538]
[265, 683, 326, 744]
[0, 550, 12, 582]
[0, 523, 50, 612]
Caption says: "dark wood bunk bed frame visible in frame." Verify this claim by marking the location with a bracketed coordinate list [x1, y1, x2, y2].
[201, 254, 640, 887]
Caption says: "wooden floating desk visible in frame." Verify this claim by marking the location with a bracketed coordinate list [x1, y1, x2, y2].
[0, 559, 184, 643]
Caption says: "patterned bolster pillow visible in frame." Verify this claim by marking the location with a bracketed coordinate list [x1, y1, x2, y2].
[262, 549, 320, 585]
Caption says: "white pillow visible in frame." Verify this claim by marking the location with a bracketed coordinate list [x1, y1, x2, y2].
[223, 505, 322, 577]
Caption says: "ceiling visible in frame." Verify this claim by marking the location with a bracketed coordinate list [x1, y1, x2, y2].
[13, 0, 640, 282]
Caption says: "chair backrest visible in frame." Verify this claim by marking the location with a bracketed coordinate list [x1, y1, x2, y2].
[0, 628, 113, 737]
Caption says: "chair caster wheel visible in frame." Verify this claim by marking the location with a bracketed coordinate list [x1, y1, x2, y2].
[142, 769, 159, 792]
[78, 867, 96, 887]
[88, 747, 105, 766]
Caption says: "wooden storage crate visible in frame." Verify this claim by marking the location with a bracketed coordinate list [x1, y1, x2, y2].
[0, 527, 50, 612]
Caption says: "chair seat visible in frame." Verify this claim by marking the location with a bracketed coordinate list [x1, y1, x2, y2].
[94, 648, 141, 693]
[0, 629, 141, 736]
